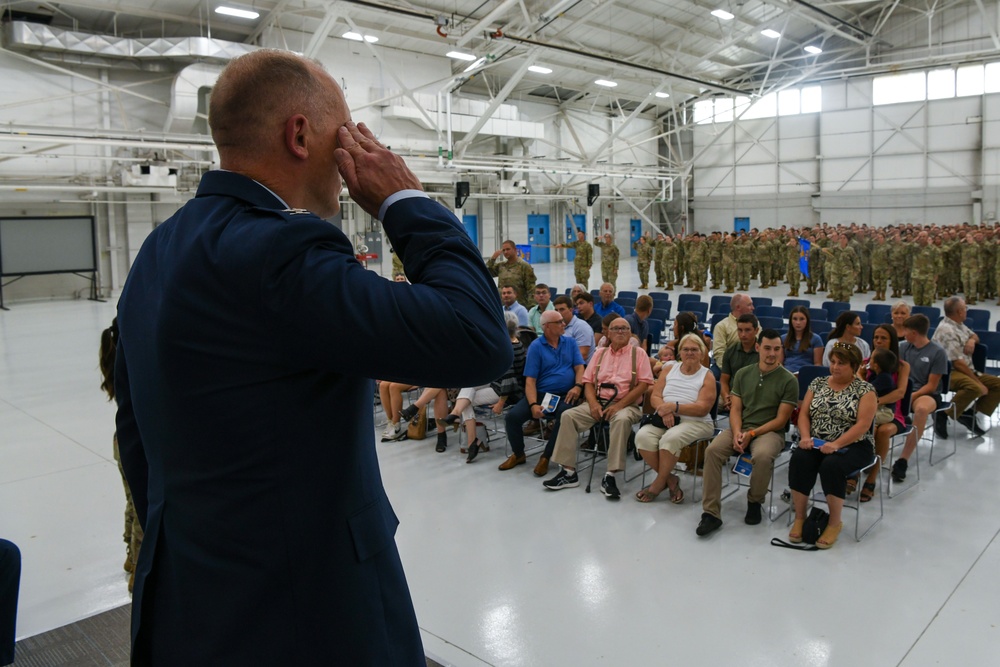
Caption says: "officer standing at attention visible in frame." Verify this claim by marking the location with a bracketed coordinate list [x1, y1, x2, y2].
[488, 239, 538, 308]
[633, 232, 654, 289]
[554, 229, 593, 287]
[114, 49, 511, 665]
[595, 233, 620, 287]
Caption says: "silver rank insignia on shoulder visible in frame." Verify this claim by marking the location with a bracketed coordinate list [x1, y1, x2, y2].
[282, 208, 310, 215]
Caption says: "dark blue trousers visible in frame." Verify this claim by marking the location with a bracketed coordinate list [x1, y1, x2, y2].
[504, 395, 576, 458]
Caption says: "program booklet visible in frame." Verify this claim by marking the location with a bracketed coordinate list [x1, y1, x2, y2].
[732, 453, 753, 477]
[541, 392, 561, 414]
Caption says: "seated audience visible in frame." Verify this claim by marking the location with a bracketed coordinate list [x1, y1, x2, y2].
[634, 333, 717, 503]
[788, 342, 876, 549]
[574, 292, 604, 346]
[398, 388, 452, 452]
[378, 381, 418, 441]
[624, 295, 653, 352]
[894, 314, 947, 482]
[890, 301, 911, 340]
[570, 284, 587, 301]
[445, 314, 527, 462]
[667, 311, 712, 367]
[855, 325, 911, 502]
[528, 284, 556, 335]
[932, 295, 1000, 436]
[594, 282, 626, 319]
[822, 310, 871, 366]
[543, 318, 654, 499]
[711, 293, 756, 371]
[554, 295, 594, 361]
[501, 284, 529, 327]
[696, 329, 797, 537]
[499, 310, 585, 474]
[719, 313, 760, 411]
[782, 306, 824, 372]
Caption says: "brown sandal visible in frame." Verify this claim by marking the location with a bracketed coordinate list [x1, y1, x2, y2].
[859, 482, 876, 503]
[845, 478, 858, 495]
[789, 519, 805, 544]
[816, 522, 844, 549]
[667, 474, 684, 504]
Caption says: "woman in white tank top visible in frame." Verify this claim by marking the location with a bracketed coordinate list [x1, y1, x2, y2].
[634, 333, 717, 503]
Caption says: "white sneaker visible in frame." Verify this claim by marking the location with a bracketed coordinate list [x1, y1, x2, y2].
[381, 422, 401, 441]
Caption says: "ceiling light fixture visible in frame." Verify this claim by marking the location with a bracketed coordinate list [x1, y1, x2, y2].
[446, 51, 477, 61]
[804, 45, 823, 54]
[711, 9, 734, 20]
[654, 91, 670, 98]
[528, 65, 553, 74]
[215, 6, 260, 20]
[342, 31, 378, 43]
[761, 29, 781, 39]
[594, 79, 618, 87]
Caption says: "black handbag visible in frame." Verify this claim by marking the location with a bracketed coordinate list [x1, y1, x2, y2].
[770, 507, 830, 552]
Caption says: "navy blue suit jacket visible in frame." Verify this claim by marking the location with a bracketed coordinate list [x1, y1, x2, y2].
[115, 171, 511, 665]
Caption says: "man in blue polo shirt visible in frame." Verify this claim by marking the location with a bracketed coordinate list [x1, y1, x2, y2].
[594, 282, 626, 319]
[499, 310, 585, 474]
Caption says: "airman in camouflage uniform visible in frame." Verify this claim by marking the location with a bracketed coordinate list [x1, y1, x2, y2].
[487, 239, 537, 307]
[594, 233, 620, 287]
[633, 232, 654, 289]
[960, 233, 980, 305]
[708, 232, 723, 289]
[869, 232, 891, 301]
[889, 232, 909, 298]
[758, 232, 773, 288]
[651, 233, 667, 287]
[675, 235, 686, 287]
[805, 233, 823, 294]
[734, 235, 752, 291]
[856, 228, 873, 293]
[937, 233, 957, 299]
[823, 233, 858, 303]
[556, 230, 593, 287]
[658, 235, 678, 290]
[721, 233, 737, 293]
[911, 231, 941, 307]
[686, 233, 709, 291]
[977, 231, 993, 299]
[785, 236, 801, 296]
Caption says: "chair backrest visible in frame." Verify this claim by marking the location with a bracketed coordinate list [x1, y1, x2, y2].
[677, 294, 702, 310]
[977, 330, 1000, 363]
[618, 290, 638, 300]
[811, 319, 833, 335]
[808, 308, 828, 323]
[685, 302, 709, 323]
[752, 297, 773, 307]
[860, 323, 878, 348]
[783, 299, 811, 317]
[646, 318, 664, 351]
[966, 308, 990, 331]
[710, 312, 728, 328]
[710, 295, 730, 313]
[758, 316, 785, 332]
[616, 298, 636, 310]
[822, 301, 851, 322]
[649, 291, 670, 303]
[855, 311, 869, 323]
[973, 343, 987, 374]
[797, 365, 831, 401]
[710, 381, 721, 423]
[650, 308, 669, 322]
[591, 289, 600, 299]
[714, 303, 731, 316]
[912, 305, 941, 326]
[865, 303, 893, 324]
[756, 305, 784, 319]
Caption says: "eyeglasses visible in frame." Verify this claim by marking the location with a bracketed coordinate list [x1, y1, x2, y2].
[609, 327, 631, 333]
[544, 321, 565, 327]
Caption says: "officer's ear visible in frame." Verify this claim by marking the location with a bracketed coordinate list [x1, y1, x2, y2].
[285, 114, 310, 160]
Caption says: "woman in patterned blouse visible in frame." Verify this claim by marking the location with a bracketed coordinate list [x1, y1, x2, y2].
[788, 342, 877, 549]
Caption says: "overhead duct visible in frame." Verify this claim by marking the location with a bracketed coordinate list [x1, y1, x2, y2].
[164, 63, 224, 134]
[4, 21, 257, 63]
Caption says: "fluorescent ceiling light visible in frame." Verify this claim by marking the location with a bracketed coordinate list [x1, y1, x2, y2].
[464, 57, 487, 73]
[342, 31, 378, 43]
[804, 45, 823, 54]
[654, 91, 670, 98]
[711, 9, 734, 20]
[761, 29, 781, 39]
[446, 51, 477, 61]
[594, 79, 618, 87]
[528, 65, 553, 74]
[215, 6, 259, 20]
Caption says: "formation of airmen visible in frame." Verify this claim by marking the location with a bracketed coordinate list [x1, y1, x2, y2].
[538, 222, 1000, 306]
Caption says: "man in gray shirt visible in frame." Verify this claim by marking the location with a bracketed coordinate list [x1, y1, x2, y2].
[895, 314, 947, 482]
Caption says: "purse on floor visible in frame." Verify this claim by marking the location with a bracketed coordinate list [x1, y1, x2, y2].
[770, 507, 830, 552]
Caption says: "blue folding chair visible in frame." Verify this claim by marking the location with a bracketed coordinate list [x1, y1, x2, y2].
[646, 318, 664, 352]
[797, 365, 830, 401]
[677, 294, 702, 311]
[811, 320, 833, 336]
[783, 299, 811, 317]
[710, 312, 729, 328]
[758, 316, 784, 332]
[966, 308, 990, 331]
[912, 305, 941, 326]
[616, 298, 636, 311]
[753, 297, 773, 307]
[618, 290, 638, 300]
[685, 302, 709, 324]
[823, 301, 851, 322]
[650, 308, 669, 322]
[860, 323, 879, 348]
[976, 330, 1000, 374]
[865, 304, 892, 324]
[756, 305, 784, 319]
[710, 295, 730, 313]
[808, 308, 828, 323]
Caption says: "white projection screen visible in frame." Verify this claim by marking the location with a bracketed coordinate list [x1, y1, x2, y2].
[0, 217, 96, 276]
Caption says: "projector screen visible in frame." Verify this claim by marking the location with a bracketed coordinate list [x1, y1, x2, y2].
[0, 216, 97, 276]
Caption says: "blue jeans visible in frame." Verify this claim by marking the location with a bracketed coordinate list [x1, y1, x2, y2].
[504, 394, 577, 458]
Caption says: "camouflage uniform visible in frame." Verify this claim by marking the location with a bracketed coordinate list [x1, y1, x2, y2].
[911, 242, 941, 307]
[687, 239, 708, 291]
[960, 239, 980, 305]
[734, 237, 752, 290]
[675, 238, 686, 287]
[870, 241, 891, 301]
[651, 237, 667, 287]
[391, 251, 404, 278]
[805, 239, 822, 294]
[785, 238, 801, 296]
[758, 236, 773, 288]
[978, 237, 994, 299]
[889, 238, 909, 298]
[721, 237, 736, 293]
[858, 235, 873, 292]
[569, 239, 593, 286]
[595, 237, 620, 287]
[659, 240, 678, 290]
[825, 243, 857, 303]
[633, 238, 653, 289]
[487, 256, 537, 307]
[848, 236, 866, 294]
[708, 235, 723, 289]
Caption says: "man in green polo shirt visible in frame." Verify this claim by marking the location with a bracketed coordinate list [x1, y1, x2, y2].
[719, 313, 760, 412]
[696, 328, 798, 536]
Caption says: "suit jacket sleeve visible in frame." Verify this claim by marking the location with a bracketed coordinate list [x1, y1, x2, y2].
[114, 338, 149, 528]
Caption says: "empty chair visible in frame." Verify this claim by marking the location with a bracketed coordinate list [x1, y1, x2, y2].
[646, 318, 664, 352]
[811, 320, 833, 336]
[591, 289, 600, 299]
[977, 330, 1000, 374]
[865, 304, 893, 324]
[677, 294, 702, 311]
[618, 290, 638, 300]
[966, 308, 990, 331]
[783, 299, 811, 317]
[758, 316, 785, 332]
[756, 305, 784, 319]
[860, 323, 879, 348]
[714, 303, 731, 316]
[809, 308, 828, 323]
[710, 312, 729, 328]
[912, 305, 941, 326]
[753, 297, 773, 307]
[710, 295, 730, 313]
[548, 286, 558, 301]
[616, 298, 636, 310]
[650, 308, 669, 322]
[649, 291, 671, 303]
[823, 301, 851, 322]
[684, 302, 709, 324]
[855, 311, 869, 324]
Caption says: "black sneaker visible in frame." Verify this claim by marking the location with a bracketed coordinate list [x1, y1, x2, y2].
[601, 474, 621, 501]
[696, 513, 723, 537]
[934, 413, 949, 439]
[959, 414, 988, 436]
[543, 469, 580, 490]
[744, 501, 762, 525]
[399, 404, 419, 423]
[891, 458, 908, 483]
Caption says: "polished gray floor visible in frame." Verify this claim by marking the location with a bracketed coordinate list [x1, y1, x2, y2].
[2, 257, 999, 666]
